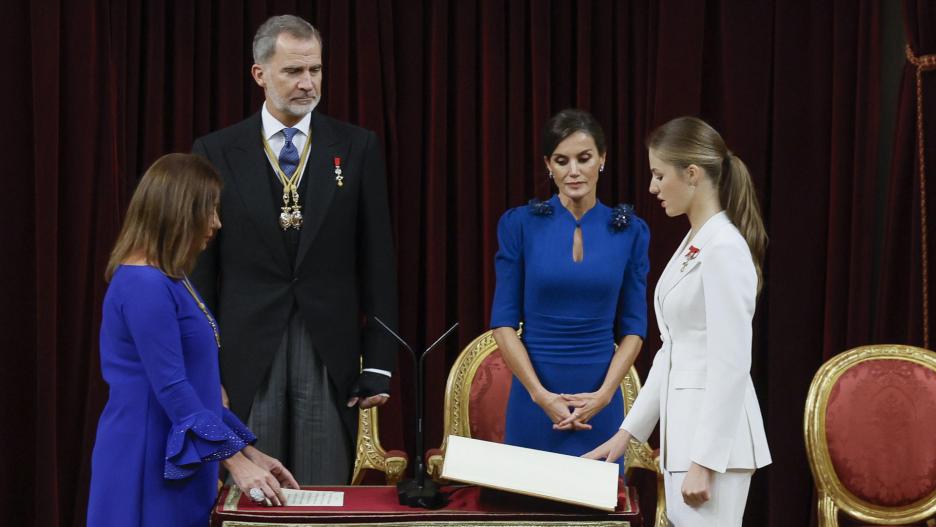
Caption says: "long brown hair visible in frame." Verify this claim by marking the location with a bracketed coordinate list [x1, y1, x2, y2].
[105, 153, 222, 281]
[647, 116, 767, 290]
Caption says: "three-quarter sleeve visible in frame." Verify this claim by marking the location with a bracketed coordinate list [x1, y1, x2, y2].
[490, 208, 524, 329]
[615, 217, 649, 340]
[121, 275, 252, 480]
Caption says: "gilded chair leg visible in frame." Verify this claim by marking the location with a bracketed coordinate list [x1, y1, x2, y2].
[352, 406, 408, 486]
[817, 493, 838, 527]
[350, 462, 364, 485]
[655, 472, 668, 527]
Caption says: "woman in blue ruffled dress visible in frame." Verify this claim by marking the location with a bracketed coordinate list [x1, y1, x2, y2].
[87, 153, 299, 526]
[491, 109, 649, 461]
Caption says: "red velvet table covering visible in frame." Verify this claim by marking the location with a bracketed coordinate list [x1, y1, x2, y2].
[211, 484, 641, 526]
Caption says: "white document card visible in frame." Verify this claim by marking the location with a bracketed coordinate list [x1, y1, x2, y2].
[281, 488, 344, 507]
[441, 435, 619, 511]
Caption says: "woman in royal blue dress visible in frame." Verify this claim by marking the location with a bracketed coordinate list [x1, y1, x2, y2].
[87, 153, 299, 526]
[491, 109, 649, 459]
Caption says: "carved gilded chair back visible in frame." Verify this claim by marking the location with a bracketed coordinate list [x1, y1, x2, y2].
[804, 344, 936, 526]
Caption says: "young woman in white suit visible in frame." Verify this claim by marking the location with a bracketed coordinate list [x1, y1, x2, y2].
[585, 116, 771, 526]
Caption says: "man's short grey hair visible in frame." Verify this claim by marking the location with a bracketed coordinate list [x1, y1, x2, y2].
[253, 15, 322, 64]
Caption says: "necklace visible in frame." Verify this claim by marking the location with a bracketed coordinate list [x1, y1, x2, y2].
[261, 131, 313, 230]
[181, 276, 221, 350]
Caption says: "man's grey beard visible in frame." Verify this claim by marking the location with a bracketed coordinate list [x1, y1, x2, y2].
[268, 89, 322, 118]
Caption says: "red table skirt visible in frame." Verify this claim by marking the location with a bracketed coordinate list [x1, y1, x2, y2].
[211, 484, 641, 526]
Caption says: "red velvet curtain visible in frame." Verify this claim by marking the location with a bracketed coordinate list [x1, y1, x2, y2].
[877, 1, 936, 349]
[3, 1, 924, 525]
[765, 2, 884, 523]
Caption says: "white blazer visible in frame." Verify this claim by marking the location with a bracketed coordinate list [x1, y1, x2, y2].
[621, 212, 771, 473]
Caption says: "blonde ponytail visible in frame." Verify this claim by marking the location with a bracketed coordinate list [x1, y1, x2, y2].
[720, 153, 767, 291]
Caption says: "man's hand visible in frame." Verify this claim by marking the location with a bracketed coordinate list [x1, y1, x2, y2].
[347, 394, 390, 409]
[347, 371, 391, 408]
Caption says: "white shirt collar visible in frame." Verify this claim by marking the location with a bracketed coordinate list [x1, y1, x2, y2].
[261, 102, 311, 140]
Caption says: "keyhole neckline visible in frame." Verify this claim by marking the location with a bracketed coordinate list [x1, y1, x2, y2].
[552, 194, 600, 225]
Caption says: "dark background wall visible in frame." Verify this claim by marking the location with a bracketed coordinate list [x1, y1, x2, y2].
[2, 1, 934, 526]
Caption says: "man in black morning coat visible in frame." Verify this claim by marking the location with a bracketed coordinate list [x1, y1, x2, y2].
[191, 14, 397, 484]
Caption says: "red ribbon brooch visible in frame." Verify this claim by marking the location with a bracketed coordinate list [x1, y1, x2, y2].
[680, 245, 700, 272]
[334, 156, 343, 187]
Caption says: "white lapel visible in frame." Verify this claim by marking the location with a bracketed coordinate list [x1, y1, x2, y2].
[657, 212, 731, 305]
[655, 232, 691, 301]
[653, 230, 689, 322]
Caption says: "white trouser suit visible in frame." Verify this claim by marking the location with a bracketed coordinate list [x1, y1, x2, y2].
[621, 213, 771, 526]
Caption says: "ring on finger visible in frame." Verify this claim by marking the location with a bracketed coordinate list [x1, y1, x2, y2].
[248, 487, 265, 502]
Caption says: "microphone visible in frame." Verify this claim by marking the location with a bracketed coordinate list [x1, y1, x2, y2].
[372, 316, 458, 509]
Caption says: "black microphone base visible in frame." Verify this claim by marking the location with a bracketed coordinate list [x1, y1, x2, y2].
[396, 477, 448, 509]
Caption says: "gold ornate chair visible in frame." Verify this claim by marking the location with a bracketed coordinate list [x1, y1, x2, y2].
[804, 344, 936, 526]
[425, 329, 666, 526]
[351, 389, 408, 484]
[351, 407, 408, 485]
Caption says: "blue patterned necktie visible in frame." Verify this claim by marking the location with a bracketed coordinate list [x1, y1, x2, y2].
[278, 127, 300, 177]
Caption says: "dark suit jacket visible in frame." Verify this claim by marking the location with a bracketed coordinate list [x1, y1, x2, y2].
[191, 111, 398, 427]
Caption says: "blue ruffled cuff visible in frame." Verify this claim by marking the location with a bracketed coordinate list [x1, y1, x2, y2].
[163, 410, 248, 480]
[222, 407, 257, 445]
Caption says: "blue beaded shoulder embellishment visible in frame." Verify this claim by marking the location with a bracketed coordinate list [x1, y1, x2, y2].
[528, 198, 554, 216]
[609, 204, 635, 232]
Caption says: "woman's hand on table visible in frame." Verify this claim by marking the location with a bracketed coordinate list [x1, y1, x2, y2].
[582, 428, 632, 464]
[242, 445, 300, 490]
[223, 451, 287, 506]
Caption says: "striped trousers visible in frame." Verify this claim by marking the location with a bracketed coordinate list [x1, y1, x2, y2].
[246, 310, 353, 484]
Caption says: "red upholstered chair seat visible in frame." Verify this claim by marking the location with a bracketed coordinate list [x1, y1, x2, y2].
[805, 345, 936, 526]
[825, 359, 936, 507]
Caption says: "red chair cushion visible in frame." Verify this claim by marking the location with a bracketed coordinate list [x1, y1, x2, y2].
[468, 350, 512, 443]
[825, 358, 936, 506]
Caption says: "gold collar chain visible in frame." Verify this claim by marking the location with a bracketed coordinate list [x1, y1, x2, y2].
[261, 131, 313, 230]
